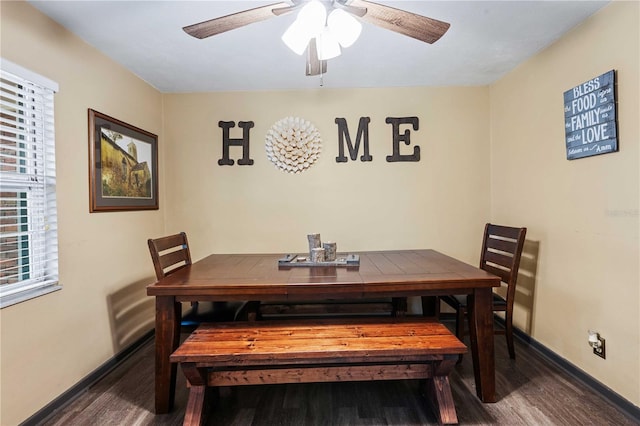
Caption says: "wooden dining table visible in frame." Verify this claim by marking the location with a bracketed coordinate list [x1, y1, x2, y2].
[147, 249, 501, 414]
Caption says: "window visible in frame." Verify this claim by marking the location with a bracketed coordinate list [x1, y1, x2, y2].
[0, 59, 59, 308]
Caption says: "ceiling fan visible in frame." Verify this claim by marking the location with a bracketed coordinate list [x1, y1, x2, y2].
[183, 0, 450, 77]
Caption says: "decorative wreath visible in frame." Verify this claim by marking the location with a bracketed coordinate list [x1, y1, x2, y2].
[265, 116, 322, 174]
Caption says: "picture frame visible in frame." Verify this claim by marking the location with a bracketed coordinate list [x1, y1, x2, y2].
[88, 109, 158, 212]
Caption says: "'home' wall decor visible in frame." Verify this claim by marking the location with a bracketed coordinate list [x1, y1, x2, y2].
[217, 116, 421, 169]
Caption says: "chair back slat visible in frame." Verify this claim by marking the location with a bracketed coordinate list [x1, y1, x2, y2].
[152, 233, 188, 252]
[483, 250, 514, 271]
[148, 232, 192, 280]
[486, 224, 523, 240]
[485, 237, 517, 254]
[158, 249, 190, 274]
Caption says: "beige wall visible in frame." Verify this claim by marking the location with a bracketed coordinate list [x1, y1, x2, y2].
[1, 0, 638, 424]
[490, 1, 639, 405]
[162, 87, 490, 266]
[0, 2, 164, 424]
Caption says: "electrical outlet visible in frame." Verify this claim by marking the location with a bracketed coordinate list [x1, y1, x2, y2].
[588, 330, 606, 359]
[593, 336, 605, 359]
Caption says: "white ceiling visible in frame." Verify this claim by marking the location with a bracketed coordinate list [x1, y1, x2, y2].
[27, 0, 610, 93]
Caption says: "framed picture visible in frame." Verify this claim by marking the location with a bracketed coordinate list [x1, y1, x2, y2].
[88, 109, 158, 212]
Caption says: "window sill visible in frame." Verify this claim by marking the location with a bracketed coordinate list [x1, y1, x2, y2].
[0, 284, 62, 309]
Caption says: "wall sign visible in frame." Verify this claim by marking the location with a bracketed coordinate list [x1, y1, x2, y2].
[218, 116, 422, 168]
[563, 70, 617, 160]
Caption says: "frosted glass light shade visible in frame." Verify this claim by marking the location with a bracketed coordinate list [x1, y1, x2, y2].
[297, 0, 326, 35]
[327, 8, 362, 48]
[316, 27, 341, 60]
[282, 21, 312, 55]
[282, 0, 327, 55]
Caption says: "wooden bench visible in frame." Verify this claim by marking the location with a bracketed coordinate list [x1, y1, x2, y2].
[170, 318, 467, 425]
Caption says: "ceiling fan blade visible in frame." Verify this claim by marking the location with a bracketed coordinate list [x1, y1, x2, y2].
[348, 0, 450, 44]
[305, 38, 328, 76]
[272, 0, 307, 17]
[183, 2, 291, 39]
[334, 1, 367, 18]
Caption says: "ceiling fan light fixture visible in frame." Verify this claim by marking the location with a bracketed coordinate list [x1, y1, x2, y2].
[316, 27, 341, 61]
[282, 20, 312, 55]
[297, 0, 327, 36]
[283, 0, 327, 56]
[327, 8, 362, 48]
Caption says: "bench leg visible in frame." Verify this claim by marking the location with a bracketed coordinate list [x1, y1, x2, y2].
[183, 385, 206, 426]
[180, 363, 210, 426]
[424, 358, 459, 425]
[426, 376, 458, 425]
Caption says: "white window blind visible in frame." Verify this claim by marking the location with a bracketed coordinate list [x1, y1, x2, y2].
[0, 58, 59, 308]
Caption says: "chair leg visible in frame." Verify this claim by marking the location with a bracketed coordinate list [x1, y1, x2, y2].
[455, 307, 466, 364]
[505, 312, 516, 359]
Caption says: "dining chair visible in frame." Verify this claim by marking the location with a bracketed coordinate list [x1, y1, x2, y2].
[439, 223, 527, 361]
[148, 232, 245, 328]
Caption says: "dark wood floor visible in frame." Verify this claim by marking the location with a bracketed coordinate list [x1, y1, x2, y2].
[42, 320, 636, 425]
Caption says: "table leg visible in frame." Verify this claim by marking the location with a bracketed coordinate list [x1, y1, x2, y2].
[421, 296, 439, 318]
[155, 296, 181, 413]
[466, 288, 496, 403]
[392, 297, 407, 317]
